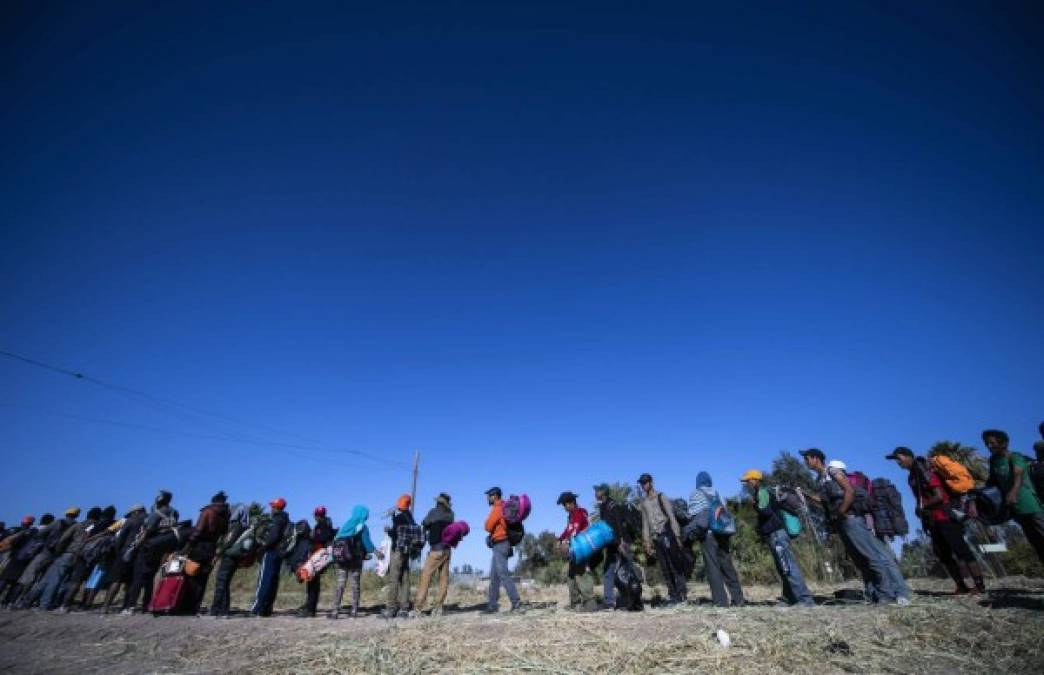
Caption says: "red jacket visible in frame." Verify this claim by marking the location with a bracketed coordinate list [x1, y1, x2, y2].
[558, 507, 589, 541]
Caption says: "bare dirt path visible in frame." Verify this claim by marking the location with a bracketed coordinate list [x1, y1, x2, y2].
[1, 579, 1041, 674]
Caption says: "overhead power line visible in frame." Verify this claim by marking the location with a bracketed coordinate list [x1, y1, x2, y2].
[0, 349, 409, 470]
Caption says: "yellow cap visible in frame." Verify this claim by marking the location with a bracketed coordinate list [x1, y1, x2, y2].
[739, 469, 763, 482]
[65, 507, 81, 517]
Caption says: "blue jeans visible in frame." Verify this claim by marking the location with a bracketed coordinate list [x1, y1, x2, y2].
[767, 529, 813, 606]
[839, 515, 899, 602]
[487, 540, 519, 610]
[873, 535, 910, 600]
[251, 550, 282, 616]
[37, 553, 74, 610]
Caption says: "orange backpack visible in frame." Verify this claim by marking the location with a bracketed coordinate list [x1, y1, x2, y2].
[930, 454, 975, 494]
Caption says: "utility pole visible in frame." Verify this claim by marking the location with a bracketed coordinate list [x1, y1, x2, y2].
[410, 450, 420, 514]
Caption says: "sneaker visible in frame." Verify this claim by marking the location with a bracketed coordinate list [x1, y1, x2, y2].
[508, 604, 526, 614]
[896, 597, 911, 607]
[407, 610, 421, 619]
[430, 606, 443, 618]
[119, 608, 135, 616]
[380, 608, 398, 620]
[296, 608, 316, 618]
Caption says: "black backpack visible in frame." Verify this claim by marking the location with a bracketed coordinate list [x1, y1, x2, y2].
[869, 478, 908, 537]
[506, 522, 525, 546]
[670, 497, 691, 526]
[332, 534, 366, 565]
[614, 558, 643, 611]
[82, 533, 116, 565]
[280, 520, 308, 558]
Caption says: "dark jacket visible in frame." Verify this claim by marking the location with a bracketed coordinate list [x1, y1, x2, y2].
[115, 512, 147, 556]
[312, 516, 335, 548]
[260, 511, 290, 552]
[188, 503, 231, 546]
[421, 505, 454, 550]
[597, 497, 629, 545]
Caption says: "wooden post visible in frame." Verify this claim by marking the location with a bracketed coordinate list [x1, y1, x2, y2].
[411, 450, 420, 514]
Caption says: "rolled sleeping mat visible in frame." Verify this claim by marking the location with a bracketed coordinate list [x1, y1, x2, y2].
[569, 521, 615, 564]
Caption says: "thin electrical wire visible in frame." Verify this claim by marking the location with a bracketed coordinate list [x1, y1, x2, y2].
[0, 349, 409, 469]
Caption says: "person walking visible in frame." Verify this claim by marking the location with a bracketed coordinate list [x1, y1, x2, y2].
[413, 493, 454, 617]
[328, 505, 379, 619]
[556, 492, 600, 612]
[637, 473, 688, 605]
[886, 447, 986, 594]
[382, 495, 418, 619]
[593, 484, 633, 610]
[689, 471, 745, 607]
[801, 450, 908, 605]
[297, 505, 335, 618]
[482, 487, 522, 614]
[183, 492, 230, 614]
[251, 497, 289, 617]
[208, 503, 254, 618]
[740, 470, 814, 607]
[984, 429, 1044, 564]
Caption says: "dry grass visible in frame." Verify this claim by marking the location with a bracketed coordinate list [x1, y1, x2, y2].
[0, 576, 1041, 674]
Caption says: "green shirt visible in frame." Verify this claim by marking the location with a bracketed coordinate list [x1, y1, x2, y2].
[990, 452, 1042, 515]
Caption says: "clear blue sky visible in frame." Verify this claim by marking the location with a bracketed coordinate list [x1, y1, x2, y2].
[2, 2, 1042, 570]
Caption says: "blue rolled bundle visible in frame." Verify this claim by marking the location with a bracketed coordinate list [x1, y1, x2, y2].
[569, 520, 615, 563]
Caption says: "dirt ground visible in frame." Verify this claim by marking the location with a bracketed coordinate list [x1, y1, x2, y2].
[0, 577, 1041, 674]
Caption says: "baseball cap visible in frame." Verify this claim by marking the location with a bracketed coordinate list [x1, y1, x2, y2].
[885, 447, 914, 460]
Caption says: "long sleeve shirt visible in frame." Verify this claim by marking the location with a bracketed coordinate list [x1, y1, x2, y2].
[558, 507, 589, 541]
[484, 501, 508, 543]
[639, 489, 680, 547]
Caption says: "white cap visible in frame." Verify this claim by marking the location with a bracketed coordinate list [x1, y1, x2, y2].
[827, 459, 847, 471]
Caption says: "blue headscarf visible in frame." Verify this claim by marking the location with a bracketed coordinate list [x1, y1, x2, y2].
[336, 505, 369, 539]
[696, 471, 713, 488]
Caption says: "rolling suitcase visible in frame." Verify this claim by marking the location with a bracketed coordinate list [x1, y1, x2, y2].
[149, 573, 188, 615]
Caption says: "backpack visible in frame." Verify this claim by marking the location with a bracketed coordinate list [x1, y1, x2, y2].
[930, 454, 975, 495]
[706, 493, 735, 536]
[82, 533, 116, 566]
[331, 534, 366, 565]
[15, 535, 45, 563]
[845, 472, 873, 517]
[670, 498, 692, 526]
[395, 524, 425, 555]
[506, 522, 525, 546]
[501, 495, 531, 525]
[622, 502, 643, 542]
[772, 486, 804, 516]
[869, 478, 909, 537]
[440, 521, 470, 548]
[278, 520, 305, 558]
[613, 557, 643, 611]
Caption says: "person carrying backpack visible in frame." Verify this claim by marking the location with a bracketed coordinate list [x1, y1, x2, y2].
[984, 429, 1044, 564]
[689, 472, 745, 608]
[593, 484, 636, 610]
[801, 451, 909, 605]
[10, 513, 65, 608]
[555, 492, 601, 612]
[740, 470, 814, 607]
[19, 508, 84, 610]
[637, 473, 688, 606]
[251, 497, 289, 617]
[99, 504, 146, 613]
[328, 505, 379, 619]
[208, 502, 256, 618]
[381, 494, 418, 619]
[294, 505, 335, 618]
[886, 447, 985, 594]
[412, 493, 454, 617]
[122, 491, 179, 614]
[180, 492, 230, 615]
[0, 515, 38, 606]
[482, 487, 523, 614]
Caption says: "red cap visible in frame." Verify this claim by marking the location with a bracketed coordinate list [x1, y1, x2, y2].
[21, 515, 35, 526]
[314, 505, 327, 517]
[269, 497, 287, 510]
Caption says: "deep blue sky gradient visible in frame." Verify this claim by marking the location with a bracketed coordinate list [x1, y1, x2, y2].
[3, 2, 1043, 568]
